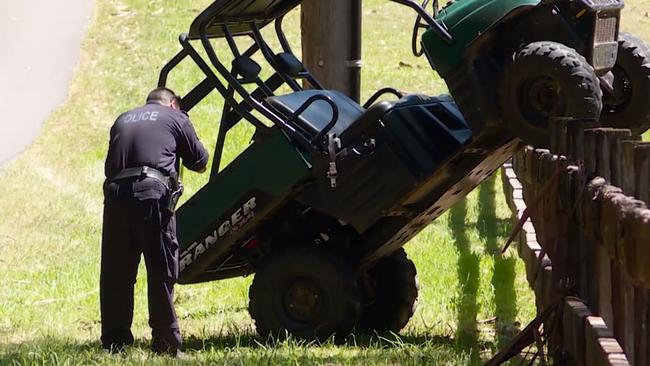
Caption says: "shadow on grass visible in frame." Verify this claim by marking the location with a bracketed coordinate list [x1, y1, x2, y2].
[0, 333, 461, 353]
[478, 176, 520, 349]
[448, 197, 480, 360]
[0, 333, 482, 365]
[182, 331, 467, 351]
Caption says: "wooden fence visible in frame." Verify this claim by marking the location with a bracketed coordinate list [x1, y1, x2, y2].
[501, 122, 650, 365]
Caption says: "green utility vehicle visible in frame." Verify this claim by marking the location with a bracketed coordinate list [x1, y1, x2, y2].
[412, 0, 650, 145]
[158, 0, 649, 340]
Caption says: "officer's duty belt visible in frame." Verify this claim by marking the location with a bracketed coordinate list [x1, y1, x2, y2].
[111, 166, 170, 189]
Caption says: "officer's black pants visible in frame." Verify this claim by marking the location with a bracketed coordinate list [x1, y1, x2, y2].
[100, 198, 181, 353]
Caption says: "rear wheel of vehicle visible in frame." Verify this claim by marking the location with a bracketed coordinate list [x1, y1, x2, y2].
[360, 248, 419, 333]
[248, 246, 361, 341]
[501, 41, 602, 147]
[601, 32, 650, 135]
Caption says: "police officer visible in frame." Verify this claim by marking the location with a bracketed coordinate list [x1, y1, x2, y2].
[101, 87, 208, 356]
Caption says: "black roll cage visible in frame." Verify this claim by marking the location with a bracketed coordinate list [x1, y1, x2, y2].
[157, 0, 453, 177]
[159, 17, 333, 174]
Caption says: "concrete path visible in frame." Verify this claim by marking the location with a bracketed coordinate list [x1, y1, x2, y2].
[0, 0, 95, 166]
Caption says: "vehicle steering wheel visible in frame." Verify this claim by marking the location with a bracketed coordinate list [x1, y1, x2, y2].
[411, 0, 438, 57]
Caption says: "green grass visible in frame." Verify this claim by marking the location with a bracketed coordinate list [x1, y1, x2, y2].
[623, 0, 650, 141]
[1, 0, 648, 365]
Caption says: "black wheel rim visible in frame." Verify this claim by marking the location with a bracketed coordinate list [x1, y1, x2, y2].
[604, 66, 633, 113]
[281, 278, 325, 326]
[517, 76, 567, 127]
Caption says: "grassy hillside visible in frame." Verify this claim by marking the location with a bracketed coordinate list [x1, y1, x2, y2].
[1, 0, 648, 365]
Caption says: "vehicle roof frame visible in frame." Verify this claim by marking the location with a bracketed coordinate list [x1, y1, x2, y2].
[158, 0, 454, 176]
[159, 8, 344, 176]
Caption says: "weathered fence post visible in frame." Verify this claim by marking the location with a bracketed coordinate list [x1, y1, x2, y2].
[584, 129, 599, 177]
[607, 194, 643, 363]
[622, 139, 650, 364]
[586, 129, 631, 334]
[622, 207, 650, 365]
[552, 117, 599, 159]
[621, 141, 638, 197]
[602, 129, 634, 363]
[607, 129, 632, 188]
[593, 129, 631, 183]
[550, 117, 569, 156]
[562, 165, 581, 288]
[567, 119, 600, 160]
[633, 143, 650, 204]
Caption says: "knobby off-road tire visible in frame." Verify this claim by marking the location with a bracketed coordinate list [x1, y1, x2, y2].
[501, 41, 602, 147]
[601, 32, 650, 135]
[360, 248, 419, 333]
[248, 246, 361, 341]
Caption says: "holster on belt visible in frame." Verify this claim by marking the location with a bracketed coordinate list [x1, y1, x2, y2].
[163, 172, 183, 213]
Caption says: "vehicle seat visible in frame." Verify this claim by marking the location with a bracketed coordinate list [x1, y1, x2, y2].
[266, 90, 364, 137]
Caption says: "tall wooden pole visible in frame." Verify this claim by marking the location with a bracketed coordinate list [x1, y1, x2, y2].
[301, 0, 362, 102]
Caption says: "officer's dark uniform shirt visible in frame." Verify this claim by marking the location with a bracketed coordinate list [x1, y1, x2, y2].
[104, 101, 208, 199]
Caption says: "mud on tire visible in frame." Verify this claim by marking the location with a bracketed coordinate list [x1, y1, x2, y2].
[360, 248, 419, 333]
[248, 245, 361, 341]
[501, 41, 603, 147]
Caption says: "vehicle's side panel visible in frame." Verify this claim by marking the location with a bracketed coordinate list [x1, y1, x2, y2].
[176, 129, 311, 283]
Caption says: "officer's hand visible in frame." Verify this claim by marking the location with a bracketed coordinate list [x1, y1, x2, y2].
[197, 165, 207, 174]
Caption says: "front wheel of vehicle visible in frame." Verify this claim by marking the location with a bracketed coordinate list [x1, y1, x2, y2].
[501, 41, 602, 147]
[248, 246, 361, 341]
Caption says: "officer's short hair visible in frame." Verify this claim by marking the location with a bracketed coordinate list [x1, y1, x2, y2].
[147, 87, 178, 105]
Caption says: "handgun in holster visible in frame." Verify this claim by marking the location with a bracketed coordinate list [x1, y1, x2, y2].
[164, 172, 184, 213]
